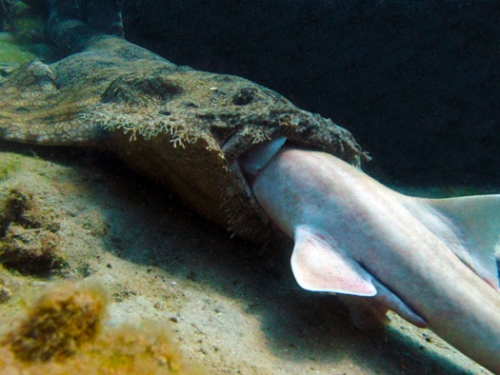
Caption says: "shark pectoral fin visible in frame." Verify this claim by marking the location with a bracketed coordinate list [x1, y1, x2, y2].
[370, 278, 427, 328]
[238, 137, 287, 177]
[338, 294, 391, 330]
[424, 195, 500, 289]
[291, 226, 376, 296]
[339, 278, 427, 330]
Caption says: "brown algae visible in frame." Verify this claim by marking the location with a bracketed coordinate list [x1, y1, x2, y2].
[0, 281, 202, 374]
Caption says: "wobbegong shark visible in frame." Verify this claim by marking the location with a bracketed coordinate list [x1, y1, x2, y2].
[241, 139, 500, 374]
[0, 0, 499, 373]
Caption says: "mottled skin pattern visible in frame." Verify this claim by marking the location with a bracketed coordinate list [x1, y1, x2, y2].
[0, 0, 366, 241]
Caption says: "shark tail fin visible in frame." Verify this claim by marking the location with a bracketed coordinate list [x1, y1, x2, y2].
[420, 194, 500, 290]
[290, 225, 376, 296]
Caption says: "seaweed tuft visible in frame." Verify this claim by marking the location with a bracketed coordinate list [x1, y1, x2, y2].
[0, 187, 65, 277]
[3, 281, 107, 362]
[0, 281, 202, 374]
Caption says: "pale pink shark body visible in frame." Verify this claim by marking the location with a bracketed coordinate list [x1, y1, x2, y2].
[240, 141, 500, 373]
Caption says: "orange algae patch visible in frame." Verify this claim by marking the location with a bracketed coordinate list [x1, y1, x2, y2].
[3, 281, 107, 363]
[0, 282, 202, 374]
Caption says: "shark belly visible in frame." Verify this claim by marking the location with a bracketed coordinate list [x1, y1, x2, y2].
[361, 217, 500, 373]
[249, 147, 500, 373]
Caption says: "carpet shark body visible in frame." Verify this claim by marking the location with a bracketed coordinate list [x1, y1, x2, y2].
[1, 0, 498, 372]
[241, 141, 500, 373]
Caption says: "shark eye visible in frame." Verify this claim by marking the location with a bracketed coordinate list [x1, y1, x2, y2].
[232, 87, 259, 106]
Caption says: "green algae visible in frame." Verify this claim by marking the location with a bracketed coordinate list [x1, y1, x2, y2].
[0, 153, 23, 181]
[0, 35, 35, 64]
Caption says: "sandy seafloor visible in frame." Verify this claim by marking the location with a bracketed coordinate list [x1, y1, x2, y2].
[0, 143, 494, 375]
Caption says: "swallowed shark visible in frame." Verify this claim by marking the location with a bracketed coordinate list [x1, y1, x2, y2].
[240, 139, 500, 374]
[1, 0, 499, 372]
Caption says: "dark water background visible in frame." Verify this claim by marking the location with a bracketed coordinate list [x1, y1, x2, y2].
[120, 0, 500, 189]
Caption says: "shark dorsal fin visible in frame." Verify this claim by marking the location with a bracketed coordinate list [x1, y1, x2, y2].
[414, 195, 500, 289]
[291, 226, 376, 296]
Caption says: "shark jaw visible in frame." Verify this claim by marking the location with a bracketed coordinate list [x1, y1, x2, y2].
[240, 140, 500, 373]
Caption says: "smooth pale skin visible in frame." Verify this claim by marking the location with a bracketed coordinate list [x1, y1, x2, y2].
[240, 143, 500, 374]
